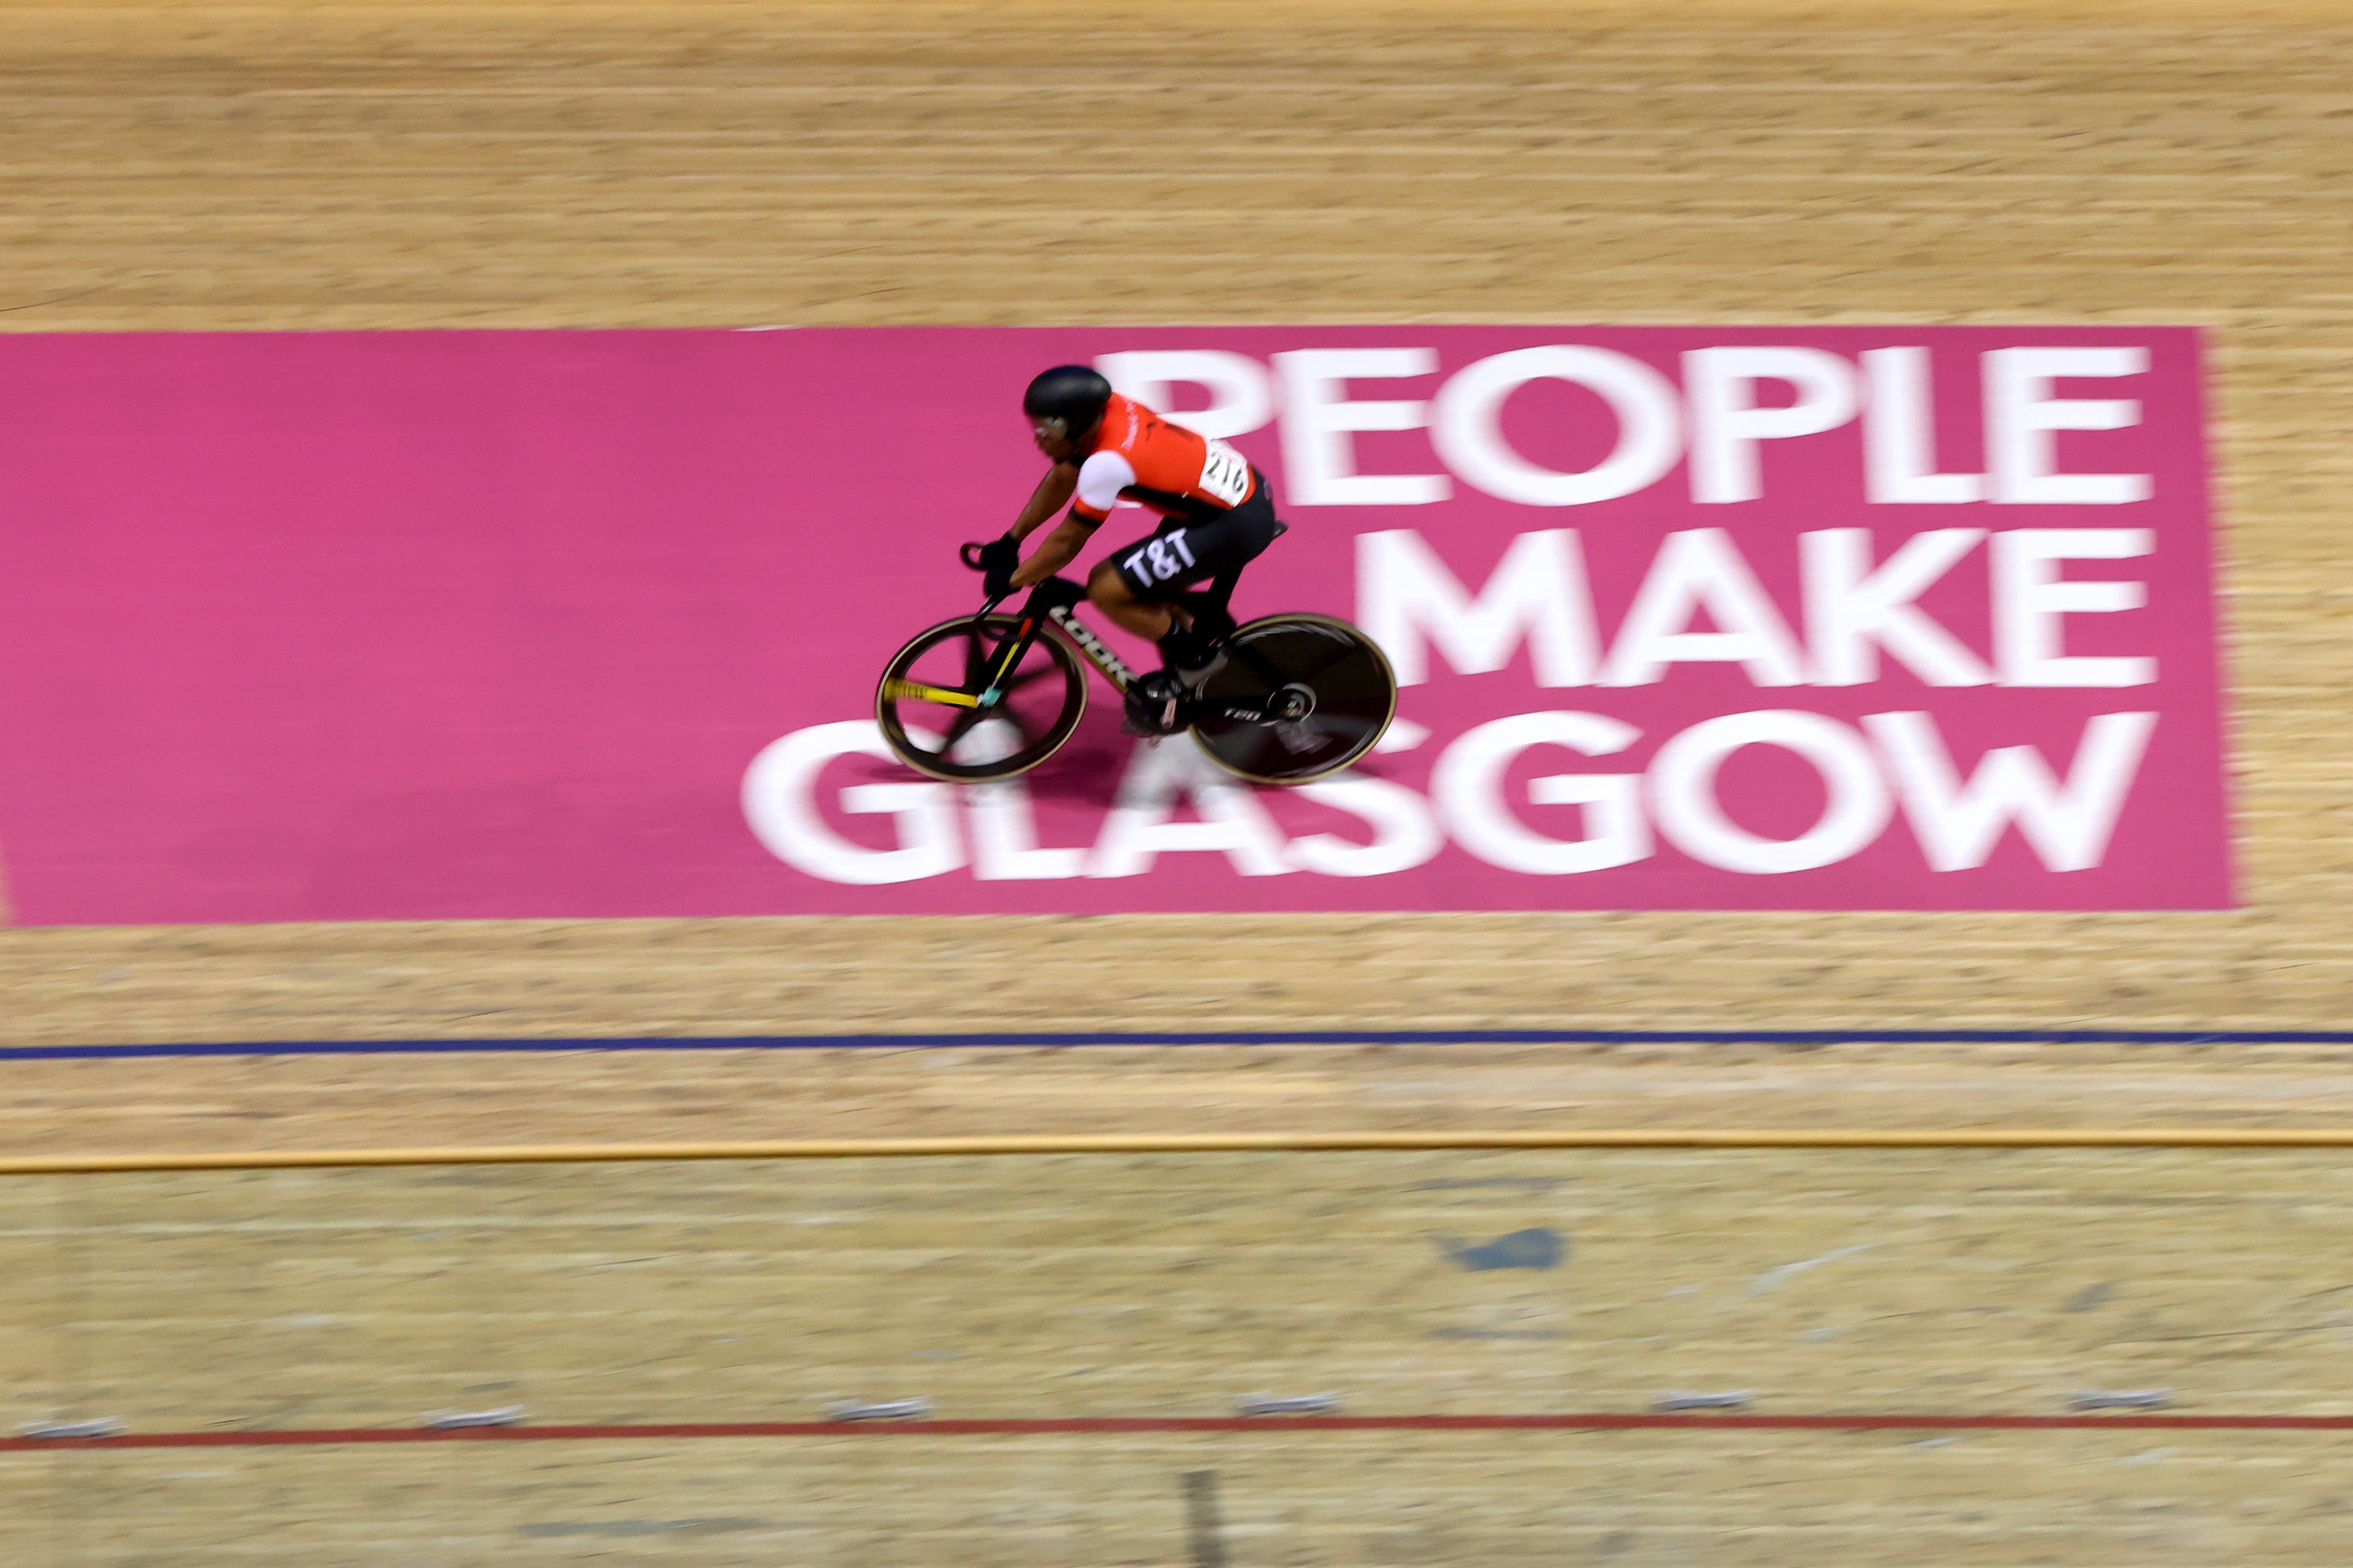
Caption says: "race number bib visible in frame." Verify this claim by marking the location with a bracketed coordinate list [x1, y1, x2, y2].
[1195, 439, 1253, 507]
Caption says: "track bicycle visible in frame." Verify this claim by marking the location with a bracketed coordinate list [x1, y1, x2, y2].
[875, 545, 1396, 785]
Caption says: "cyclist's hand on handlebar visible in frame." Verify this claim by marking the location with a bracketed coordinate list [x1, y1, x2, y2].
[966, 534, 1020, 599]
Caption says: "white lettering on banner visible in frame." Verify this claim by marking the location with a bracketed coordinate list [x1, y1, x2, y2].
[1431, 712, 1650, 874]
[1364, 527, 2153, 691]
[1803, 528, 1993, 687]
[1430, 346, 1683, 506]
[1985, 347, 2153, 505]
[1358, 528, 1599, 688]
[1685, 347, 1860, 505]
[739, 344, 2184, 903]
[958, 719, 1089, 881]
[1286, 776, 1445, 877]
[1599, 528, 1807, 688]
[1089, 737, 1292, 877]
[742, 721, 964, 884]
[1095, 343, 2155, 506]
[1865, 710, 2157, 872]
[743, 711, 2154, 883]
[1270, 348, 1450, 506]
[1861, 347, 1985, 504]
[1992, 529, 2156, 687]
[1096, 350, 1276, 440]
[1647, 710, 1893, 875]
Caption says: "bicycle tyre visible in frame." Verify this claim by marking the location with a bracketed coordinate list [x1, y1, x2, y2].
[1190, 613, 1397, 784]
[875, 613, 1087, 781]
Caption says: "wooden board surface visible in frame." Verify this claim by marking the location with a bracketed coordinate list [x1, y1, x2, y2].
[14, 1039, 2353, 1161]
[19, 1427, 2353, 1566]
[10, 1147, 2351, 1423]
[5, 1147, 2353, 1562]
[10, 1430, 2353, 1566]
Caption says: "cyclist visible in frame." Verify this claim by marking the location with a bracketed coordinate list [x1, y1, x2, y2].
[974, 365, 1286, 735]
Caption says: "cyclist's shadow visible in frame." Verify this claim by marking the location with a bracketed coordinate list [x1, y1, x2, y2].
[997, 706, 1403, 811]
[1006, 710, 1143, 808]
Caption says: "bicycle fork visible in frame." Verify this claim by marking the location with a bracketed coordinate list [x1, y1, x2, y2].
[879, 582, 1138, 715]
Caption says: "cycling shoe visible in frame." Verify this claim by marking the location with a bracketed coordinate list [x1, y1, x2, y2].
[1122, 670, 1186, 737]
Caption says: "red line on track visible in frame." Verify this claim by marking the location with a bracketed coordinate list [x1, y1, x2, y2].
[6, 1414, 2351, 1450]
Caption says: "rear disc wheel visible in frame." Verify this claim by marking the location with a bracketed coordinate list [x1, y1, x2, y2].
[1190, 614, 1396, 784]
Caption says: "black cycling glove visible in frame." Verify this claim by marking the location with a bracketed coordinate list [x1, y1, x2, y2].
[976, 534, 1020, 598]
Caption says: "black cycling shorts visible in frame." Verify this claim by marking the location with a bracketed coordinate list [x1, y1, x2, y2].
[1107, 470, 1285, 600]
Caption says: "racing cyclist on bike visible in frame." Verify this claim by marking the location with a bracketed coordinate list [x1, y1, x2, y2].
[974, 365, 1286, 735]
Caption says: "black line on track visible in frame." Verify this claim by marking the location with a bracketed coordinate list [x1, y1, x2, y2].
[1184, 1470, 1228, 1568]
[6, 1028, 2353, 1062]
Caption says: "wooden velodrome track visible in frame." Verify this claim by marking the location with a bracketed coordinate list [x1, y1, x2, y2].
[4, 1, 2353, 1561]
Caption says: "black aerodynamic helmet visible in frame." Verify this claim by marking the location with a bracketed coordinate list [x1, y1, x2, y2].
[1023, 364, 1113, 440]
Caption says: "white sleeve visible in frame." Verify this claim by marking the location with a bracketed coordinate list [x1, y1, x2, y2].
[1073, 450, 1137, 518]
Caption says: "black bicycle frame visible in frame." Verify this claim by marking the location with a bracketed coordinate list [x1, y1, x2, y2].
[971, 577, 1136, 699]
[971, 577, 1285, 724]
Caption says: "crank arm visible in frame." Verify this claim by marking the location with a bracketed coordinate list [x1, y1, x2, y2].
[881, 678, 985, 708]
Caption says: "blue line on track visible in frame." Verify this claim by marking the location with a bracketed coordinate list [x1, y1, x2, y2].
[4, 1028, 2352, 1061]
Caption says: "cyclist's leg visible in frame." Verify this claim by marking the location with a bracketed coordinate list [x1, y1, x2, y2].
[1173, 493, 1282, 670]
[1093, 485, 1283, 659]
[1084, 556, 1177, 642]
[1095, 493, 1283, 736]
[1179, 569, 1241, 645]
[1085, 562, 1192, 734]
[1082, 563, 1236, 663]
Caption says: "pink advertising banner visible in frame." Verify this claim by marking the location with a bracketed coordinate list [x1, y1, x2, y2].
[0, 326, 2226, 923]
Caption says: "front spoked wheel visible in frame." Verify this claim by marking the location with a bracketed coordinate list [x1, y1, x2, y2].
[1190, 613, 1397, 784]
[876, 613, 1086, 781]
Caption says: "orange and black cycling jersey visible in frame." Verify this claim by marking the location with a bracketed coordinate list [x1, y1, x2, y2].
[1069, 393, 1260, 524]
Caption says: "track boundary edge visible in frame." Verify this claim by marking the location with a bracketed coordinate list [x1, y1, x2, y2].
[7, 1127, 2353, 1175]
[7, 1027, 2353, 1062]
